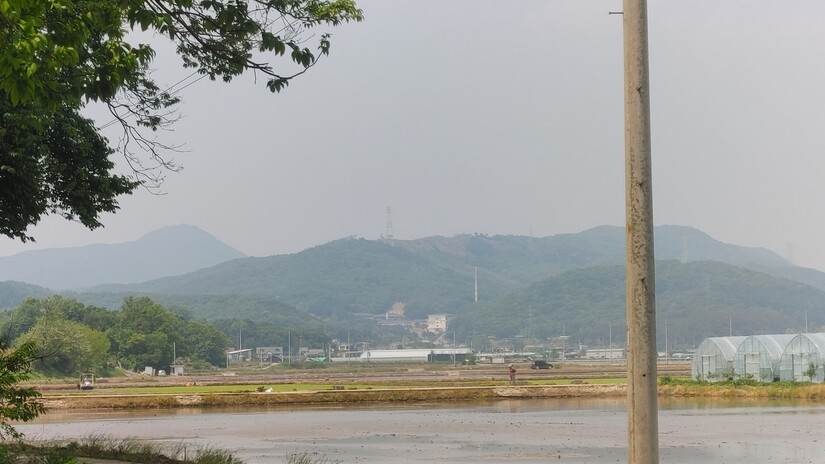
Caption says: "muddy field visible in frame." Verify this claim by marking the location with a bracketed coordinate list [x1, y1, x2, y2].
[18, 398, 825, 463]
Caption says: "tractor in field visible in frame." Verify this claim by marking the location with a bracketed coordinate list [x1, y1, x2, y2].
[77, 373, 95, 390]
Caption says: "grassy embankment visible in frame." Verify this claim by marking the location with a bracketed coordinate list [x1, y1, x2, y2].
[657, 376, 825, 400]
[34, 362, 825, 408]
[39, 377, 825, 409]
[33, 362, 637, 408]
[38, 380, 629, 409]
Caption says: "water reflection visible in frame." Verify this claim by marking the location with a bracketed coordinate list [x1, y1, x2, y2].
[17, 398, 825, 463]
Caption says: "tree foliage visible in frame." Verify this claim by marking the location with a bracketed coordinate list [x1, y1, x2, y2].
[107, 296, 229, 370]
[0, 296, 230, 374]
[0, 339, 45, 438]
[0, 99, 138, 241]
[1, 0, 362, 108]
[0, 296, 116, 340]
[0, 297, 43, 341]
[17, 316, 109, 375]
[0, 0, 362, 240]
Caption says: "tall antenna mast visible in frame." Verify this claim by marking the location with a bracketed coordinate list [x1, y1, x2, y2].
[384, 206, 394, 245]
[474, 266, 478, 302]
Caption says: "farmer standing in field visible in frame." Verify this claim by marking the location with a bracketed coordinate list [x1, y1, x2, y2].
[508, 364, 516, 384]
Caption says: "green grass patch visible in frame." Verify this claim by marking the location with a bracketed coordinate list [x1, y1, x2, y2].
[41, 377, 639, 396]
[45, 383, 418, 396]
[657, 377, 825, 400]
[527, 378, 626, 386]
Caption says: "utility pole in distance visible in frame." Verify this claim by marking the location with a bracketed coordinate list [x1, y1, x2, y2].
[623, 0, 659, 462]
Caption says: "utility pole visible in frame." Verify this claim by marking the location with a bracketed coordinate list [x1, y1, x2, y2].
[623, 0, 659, 462]
[609, 323, 613, 366]
[453, 331, 457, 367]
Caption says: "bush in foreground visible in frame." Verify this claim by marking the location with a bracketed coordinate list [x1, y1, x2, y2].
[2, 437, 343, 464]
[2, 436, 243, 464]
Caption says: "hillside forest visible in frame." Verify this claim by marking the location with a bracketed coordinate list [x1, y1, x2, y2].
[4, 225, 825, 376]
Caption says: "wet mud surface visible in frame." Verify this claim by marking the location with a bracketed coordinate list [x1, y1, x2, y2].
[17, 398, 825, 463]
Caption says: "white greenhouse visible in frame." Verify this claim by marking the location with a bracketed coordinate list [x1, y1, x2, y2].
[732, 334, 796, 382]
[691, 336, 747, 382]
[778, 333, 825, 383]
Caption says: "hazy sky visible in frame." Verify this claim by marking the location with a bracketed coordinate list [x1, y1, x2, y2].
[3, 1, 825, 271]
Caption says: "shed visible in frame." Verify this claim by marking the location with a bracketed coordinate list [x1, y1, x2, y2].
[733, 334, 795, 382]
[691, 336, 747, 382]
[778, 333, 825, 383]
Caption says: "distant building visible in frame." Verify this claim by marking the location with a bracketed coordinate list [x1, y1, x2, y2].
[256, 346, 283, 363]
[348, 348, 472, 363]
[386, 301, 406, 319]
[585, 348, 626, 359]
[427, 314, 449, 333]
[227, 348, 253, 361]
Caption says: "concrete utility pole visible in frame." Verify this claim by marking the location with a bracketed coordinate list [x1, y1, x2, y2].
[623, 0, 659, 462]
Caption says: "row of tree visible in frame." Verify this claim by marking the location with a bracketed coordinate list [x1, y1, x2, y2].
[0, 295, 362, 376]
[1, 296, 228, 375]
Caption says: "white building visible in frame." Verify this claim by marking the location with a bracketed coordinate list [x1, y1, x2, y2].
[585, 348, 626, 359]
[427, 314, 449, 333]
[353, 348, 472, 363]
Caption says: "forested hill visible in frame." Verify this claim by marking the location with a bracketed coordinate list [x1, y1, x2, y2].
[94, 238, 514, 318]
[0, 282, 51, 308]
[86, 225, 805, 320]
[0, 225, 245, 289]
[3, 225, 822, 346]
[450, 260, 825, 349]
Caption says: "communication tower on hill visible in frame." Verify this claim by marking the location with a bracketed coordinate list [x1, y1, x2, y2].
[384, 206, 394, 245]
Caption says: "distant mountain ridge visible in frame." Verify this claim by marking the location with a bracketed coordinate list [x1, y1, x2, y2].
[0, 224, 245, 289]
[88, 225, 803, 320]
[0, 281, 52, 308]
[4, 224, 823, 346]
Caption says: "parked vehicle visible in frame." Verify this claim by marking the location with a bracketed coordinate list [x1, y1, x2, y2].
[530, 360, 552, 369]
[77, 373, 95, 390]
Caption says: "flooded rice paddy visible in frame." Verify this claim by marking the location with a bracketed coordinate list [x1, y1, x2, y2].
[16, 398, 825, 463]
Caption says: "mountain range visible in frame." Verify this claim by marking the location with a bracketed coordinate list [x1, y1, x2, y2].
[3, 224, 825, 347]
[85, 225, 802, 318]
